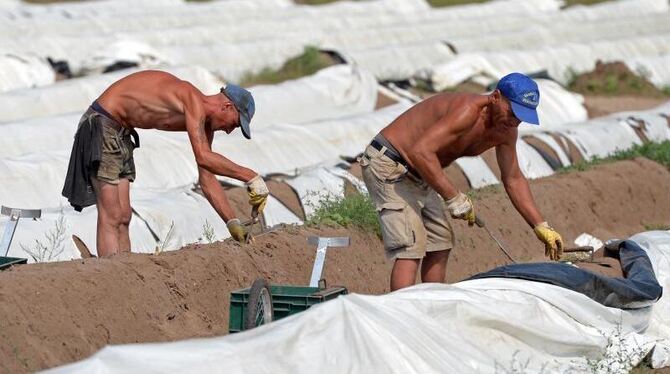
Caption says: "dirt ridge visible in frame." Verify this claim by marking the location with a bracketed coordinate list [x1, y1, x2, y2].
[0, 157, 669, 372]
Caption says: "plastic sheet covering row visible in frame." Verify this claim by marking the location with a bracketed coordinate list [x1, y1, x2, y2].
[44, 231, 670, 373]
[0, 64, 376, 126]
[0, 53, 54, 93]
[424, 34, 670, 91]
[4, 0, 667, 83]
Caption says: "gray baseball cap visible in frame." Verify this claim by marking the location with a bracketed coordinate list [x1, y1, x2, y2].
[221, 84, 255, 139]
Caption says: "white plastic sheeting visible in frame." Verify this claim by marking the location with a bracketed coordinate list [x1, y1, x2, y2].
[624, 54, 670, 87]
[4, 0, 668, 84]
[516, 140, 554, 179]
[528, 79, 587, 131]
[424, 34, 670, 91]
[78, 41, 169, 75]
[529, 132, 573, 167]
[249, 65, 378, 128]
[454, 157, 499, 189]
[46, 231, 670, 373]
[557, 118, 644, 160]
[0, 65, 222, 123]
[0, 53, 54, 93]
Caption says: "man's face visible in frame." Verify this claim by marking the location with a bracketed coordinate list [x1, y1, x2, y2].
[493, 94, 521, 128]
[211, 99, 241, 134]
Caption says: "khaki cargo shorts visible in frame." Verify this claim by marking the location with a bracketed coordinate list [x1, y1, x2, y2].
[360, 145, 454, 260]
[81, 108, 137, 184]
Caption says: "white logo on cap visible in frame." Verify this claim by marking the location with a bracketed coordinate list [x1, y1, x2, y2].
[521, 92, 539, 107]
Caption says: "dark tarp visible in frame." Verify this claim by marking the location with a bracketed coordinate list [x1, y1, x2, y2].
[468, 239, 663, 309]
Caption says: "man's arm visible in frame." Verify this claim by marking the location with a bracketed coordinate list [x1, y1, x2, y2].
[182, 87, 256, 182]
[198, 130, 236, 222]
[495, 134, 543, 227]
[408, 104, 479, 200]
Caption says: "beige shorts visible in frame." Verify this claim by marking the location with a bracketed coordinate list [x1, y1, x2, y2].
[360, 145, 454, 260]
[79, 108, 137, 184]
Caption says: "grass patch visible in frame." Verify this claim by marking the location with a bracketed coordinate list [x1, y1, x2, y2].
[306, 192, 381, 237]
[240, 46, 336, 87]
[559, 140, 670, 173]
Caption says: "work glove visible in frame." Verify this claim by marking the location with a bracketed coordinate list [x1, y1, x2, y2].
[534, 222, 564, 261]
[445, 192, 476, 226]
[227, 218, 250, 243]
[246, 174, 269, 217]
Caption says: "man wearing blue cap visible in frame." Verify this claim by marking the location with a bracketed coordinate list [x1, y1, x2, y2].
[361, 72, 563, 290]
[63, 70, 267, 257]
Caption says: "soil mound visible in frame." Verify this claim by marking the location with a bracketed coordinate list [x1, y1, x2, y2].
[569, 61, 666, 98]
[1, 158, 669, 372]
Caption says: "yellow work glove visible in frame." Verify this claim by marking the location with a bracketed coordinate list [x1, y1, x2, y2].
[246, 174, 269, 217]
[534, 222, 564, 261]
[445, 192, 476, 226]
[227, 218, 250, 243]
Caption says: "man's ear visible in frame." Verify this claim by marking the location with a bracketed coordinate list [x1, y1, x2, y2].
[222, 101, 234, 111]
[490, 89, 501, 104]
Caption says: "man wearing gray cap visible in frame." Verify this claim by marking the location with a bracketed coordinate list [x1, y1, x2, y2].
[62, 70, 267, 257]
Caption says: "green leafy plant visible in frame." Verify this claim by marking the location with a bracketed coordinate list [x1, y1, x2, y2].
[306, 192, 380, 237]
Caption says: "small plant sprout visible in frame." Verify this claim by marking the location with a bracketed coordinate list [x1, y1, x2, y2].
[201, 220, 216, 243]
[155, 221, 176, 254]
[20, 210, 67, 263]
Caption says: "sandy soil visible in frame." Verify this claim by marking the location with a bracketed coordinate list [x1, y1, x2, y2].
[1, 158, 669, 372]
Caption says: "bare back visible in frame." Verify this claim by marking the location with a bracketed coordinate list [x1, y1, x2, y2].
[383, 92, 517, 169]
[96, 70, 200, 131]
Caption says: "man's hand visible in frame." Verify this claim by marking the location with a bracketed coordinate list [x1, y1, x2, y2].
[445, 192, 476, 226]
[227, 219, 250, 243]
[534, 222, 563, 260]
[246, 175, 269, 217]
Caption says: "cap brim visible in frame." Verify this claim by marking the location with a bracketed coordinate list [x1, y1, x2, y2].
[510, 101, 540, 125]
[240, 113, 251, 139]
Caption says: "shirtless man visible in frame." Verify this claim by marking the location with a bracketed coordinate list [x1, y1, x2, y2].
[62, 70, 268, 257]
[360, 72, 563, 291]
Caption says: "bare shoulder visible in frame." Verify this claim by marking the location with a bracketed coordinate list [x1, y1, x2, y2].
[431, 92, 488, 116]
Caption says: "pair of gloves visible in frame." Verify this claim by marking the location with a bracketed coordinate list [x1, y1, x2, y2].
[227, 175, 269, 243]
[445, 192, 564, 261]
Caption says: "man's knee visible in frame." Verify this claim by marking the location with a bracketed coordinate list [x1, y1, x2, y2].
[119, 207, 132, 227]
[99, 206, 125, 228]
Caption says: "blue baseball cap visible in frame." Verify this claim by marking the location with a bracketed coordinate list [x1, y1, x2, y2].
[221, 84, 255, 139]
[496, 73, 540, 125]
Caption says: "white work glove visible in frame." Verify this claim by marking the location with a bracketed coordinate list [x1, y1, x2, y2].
[246, 175, 269, 217]
[445, 192, 476, 226]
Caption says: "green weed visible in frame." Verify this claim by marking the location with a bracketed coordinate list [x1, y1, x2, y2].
[306, 192, 380, 237]
[240, 46, 335, 86]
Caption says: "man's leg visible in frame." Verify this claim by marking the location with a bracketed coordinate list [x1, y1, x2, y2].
[92, 178, 123, 257]
[117, 178, 132, 253]
[420, 190, 456, 284]
[421, 249, 450, 283]
[391, 258, 420, 291]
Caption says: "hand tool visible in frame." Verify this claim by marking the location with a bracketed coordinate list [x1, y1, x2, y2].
[475, 216, 517, 264]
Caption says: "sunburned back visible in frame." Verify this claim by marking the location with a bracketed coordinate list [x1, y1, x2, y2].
[96, 70, 198, 131]
[383, 92, 515, 168]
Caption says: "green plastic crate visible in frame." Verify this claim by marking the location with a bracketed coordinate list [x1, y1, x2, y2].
[0, 257, 27, 270]
[229, 285, 347, 333]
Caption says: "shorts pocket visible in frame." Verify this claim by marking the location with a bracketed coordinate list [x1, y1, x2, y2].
[378, 202, 414, 251]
